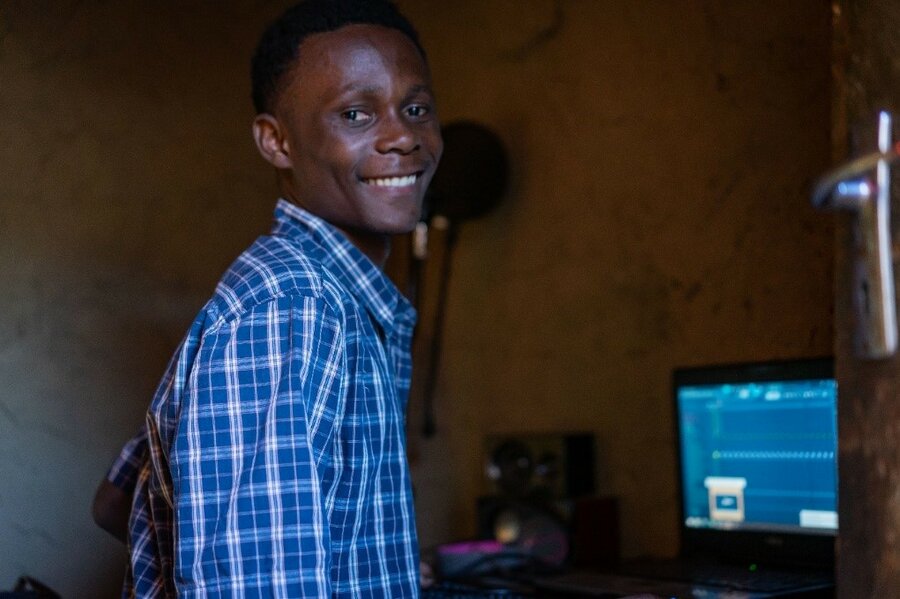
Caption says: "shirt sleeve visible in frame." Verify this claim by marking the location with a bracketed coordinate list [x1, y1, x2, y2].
[106, 426, 148, 493]
[157, 294, 346, 597]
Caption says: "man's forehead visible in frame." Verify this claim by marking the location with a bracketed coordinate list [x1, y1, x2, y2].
[279, 24, 430, 101]
[295, 24, 425, 67]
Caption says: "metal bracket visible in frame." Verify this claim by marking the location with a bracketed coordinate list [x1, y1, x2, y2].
[812, 111, 898, 359]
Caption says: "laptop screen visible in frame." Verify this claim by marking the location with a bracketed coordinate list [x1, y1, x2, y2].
[674, 358, 837, 559]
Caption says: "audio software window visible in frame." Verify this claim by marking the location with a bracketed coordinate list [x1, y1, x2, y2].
[678, 379, 838, 533]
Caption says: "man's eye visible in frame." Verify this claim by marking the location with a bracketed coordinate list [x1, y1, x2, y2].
[406, 105, 429, 118]
[342, 109, 372, 123]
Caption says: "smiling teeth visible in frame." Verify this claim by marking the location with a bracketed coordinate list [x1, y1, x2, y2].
[366, 175, 417, 187]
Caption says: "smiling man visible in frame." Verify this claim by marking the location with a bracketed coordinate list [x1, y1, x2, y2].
[104, 1, 442, 596]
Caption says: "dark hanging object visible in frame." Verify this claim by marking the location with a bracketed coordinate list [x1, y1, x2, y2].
[420, 121, 509, 437]
[425, 121, 509, 222]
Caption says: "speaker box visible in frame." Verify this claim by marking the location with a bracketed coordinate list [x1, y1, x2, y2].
[476, 432, 602, 568]
[482, 432, 596, 501]
[475, 494, 570, 567]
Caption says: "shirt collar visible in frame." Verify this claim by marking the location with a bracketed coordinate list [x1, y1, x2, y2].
[270, 198, 416, 333]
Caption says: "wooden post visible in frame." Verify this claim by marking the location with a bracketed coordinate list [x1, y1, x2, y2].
[833, 1, 900, 595]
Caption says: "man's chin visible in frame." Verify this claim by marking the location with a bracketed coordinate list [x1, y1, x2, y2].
[380, 213, 425, 236]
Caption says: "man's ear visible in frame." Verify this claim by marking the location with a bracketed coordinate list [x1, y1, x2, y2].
[252, 113, 293, 169]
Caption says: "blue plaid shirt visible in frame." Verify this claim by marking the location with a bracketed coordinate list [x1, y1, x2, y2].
[111, 200, 420, 597]
[107, 428, 148, 493]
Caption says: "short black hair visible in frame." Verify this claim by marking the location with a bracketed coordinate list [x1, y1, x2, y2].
[251, 0, 426, 114]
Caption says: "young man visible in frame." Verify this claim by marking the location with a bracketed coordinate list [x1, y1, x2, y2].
[96, 1, 442, 595]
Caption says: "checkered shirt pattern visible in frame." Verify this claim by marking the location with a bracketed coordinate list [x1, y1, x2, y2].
[106, 427, 148, 493]
[122, 200, 419, 598]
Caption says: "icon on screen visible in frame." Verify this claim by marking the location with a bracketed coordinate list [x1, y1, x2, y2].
[704, 476, 747, 522]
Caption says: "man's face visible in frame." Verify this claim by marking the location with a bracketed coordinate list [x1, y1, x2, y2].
[269, 24, 442, 249]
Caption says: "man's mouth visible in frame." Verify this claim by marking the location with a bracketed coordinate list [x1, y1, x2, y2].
[362, 173, 420, 187]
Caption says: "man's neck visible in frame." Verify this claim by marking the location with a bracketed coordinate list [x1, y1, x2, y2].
[277, 176, 391, 268]
[340, 228, 391, 268]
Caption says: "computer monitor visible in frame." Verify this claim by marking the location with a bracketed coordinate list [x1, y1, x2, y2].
[673, 357, 837, 566]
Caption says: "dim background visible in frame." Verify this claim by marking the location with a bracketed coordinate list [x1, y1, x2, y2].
[0, 1, 832, 596]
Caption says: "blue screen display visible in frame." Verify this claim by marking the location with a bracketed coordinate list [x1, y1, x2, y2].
[678, 378, 838, 535]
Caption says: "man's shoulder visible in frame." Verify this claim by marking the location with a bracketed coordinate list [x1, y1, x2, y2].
[208, 234, 347, 322]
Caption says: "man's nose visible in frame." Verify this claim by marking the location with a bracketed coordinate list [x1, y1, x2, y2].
[375, 113, 419, 155]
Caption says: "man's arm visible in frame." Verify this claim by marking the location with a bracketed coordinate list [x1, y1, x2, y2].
[157, 295, 345, 596]
[92, 479, 132, 542]
[92, 428, 148, 542]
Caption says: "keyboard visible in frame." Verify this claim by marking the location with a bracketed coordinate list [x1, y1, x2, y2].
[617, 559, 834, 593]
[422, 579, 533, 598]
[691, 568, 832, 593]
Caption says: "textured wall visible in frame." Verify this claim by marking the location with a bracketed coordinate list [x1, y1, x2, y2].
[400, 0, 834, 558]
[0, 2, 287, 596]
[0, 1, 833, 596]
